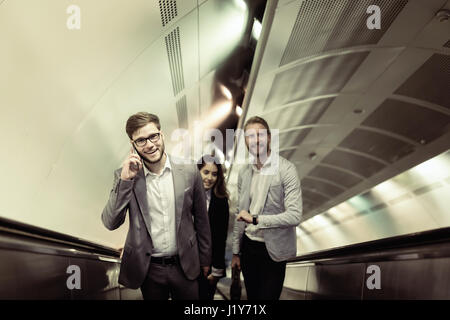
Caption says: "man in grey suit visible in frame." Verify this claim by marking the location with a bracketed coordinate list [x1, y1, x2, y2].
[102, 112, 211, 300]
[232, 116, 302, 300]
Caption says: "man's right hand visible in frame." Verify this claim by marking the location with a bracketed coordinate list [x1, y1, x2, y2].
[231, 254, 241, 271]
[120, 147, 143, 180]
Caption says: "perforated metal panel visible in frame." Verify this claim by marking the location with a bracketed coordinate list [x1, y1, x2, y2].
[362, 99, 450, 144]
[176, 95, 188, 129]
[280, 0, 408, 65]
[165, 27, 185, 96]
[444, 39, 450, 48]
[266, 52, 369, 108]
[395, 54, 450, 109]
[159, 0, 178, 27]
[339, 128, 416, 163]
[309, 165, 363, 188]
[321, 149, 386, 178]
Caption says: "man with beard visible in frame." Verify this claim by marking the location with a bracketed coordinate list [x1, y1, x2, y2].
[232, 116, 302, 300]
[102, 112, 211, 300]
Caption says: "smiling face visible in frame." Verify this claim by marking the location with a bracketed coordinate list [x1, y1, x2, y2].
[131, 122, 165, 164]
[245, 122, 271, 159]
[199, 162, 218, 191]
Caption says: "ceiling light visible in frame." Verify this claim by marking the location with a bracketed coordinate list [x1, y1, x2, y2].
[251, 18, 262, 40]
[236, 106, 243, 116]
[220, 85, 232, 100]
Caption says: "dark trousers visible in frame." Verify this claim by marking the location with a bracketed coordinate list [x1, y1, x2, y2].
[140, 261, 199, 300]
[241, 234, 286, 300]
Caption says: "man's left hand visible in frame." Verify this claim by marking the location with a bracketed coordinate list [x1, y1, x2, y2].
[202, 266, 210, 277]
[237, 210, 253, 224]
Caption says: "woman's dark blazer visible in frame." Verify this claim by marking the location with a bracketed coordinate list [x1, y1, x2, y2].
[208, 190, 229, 276]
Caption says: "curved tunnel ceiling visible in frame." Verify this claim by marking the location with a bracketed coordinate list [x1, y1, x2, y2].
[231, 0, 450, 223]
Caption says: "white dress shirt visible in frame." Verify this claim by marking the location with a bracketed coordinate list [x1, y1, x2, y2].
[245, 153, 274, 242]
[144, 154, 177, 257]
[205, 189, 211, 211]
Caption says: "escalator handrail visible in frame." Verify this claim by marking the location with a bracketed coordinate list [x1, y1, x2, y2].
[0, 216, 120, 257]
[288, 226, 450, 264]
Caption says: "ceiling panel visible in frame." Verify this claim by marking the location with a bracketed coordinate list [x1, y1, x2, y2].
[279, 128, 312, 159]
[302, 177, 344, 198]
[303, 200, 317, 213]
[321, 149, 386, 178]
[308, 165, 363, 189]
[394, 54, 450, 109]
[362, 99, 450, 144]
[280, 0, 408, 65]
[302, 189, 329, 206]
[339, 128, 416, 163]
[265, 51, 370, 108]
[280, 127, 312, 146]
[264, 97, 333, 126]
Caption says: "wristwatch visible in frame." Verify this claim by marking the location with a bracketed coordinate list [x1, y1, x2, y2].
[252, 215, 258, 225]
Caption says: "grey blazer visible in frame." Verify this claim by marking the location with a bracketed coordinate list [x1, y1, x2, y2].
[232, 155, 302, 262]
[101, 156, 212, 289]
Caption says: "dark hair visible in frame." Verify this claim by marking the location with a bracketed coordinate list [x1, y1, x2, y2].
[244, 116, 271, 136]
[126, 112, 161, 139]
[197, 155, 229, 199]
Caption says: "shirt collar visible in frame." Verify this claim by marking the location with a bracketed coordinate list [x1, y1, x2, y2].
[144, 153, 171, 177]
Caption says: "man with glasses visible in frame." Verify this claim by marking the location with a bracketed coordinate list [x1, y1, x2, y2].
[102, 112, 211, 300]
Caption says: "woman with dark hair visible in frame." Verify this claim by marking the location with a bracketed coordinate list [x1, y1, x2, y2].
[197, 155, 230, 300]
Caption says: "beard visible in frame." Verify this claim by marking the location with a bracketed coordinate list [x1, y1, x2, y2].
[137, 143, 165, 164]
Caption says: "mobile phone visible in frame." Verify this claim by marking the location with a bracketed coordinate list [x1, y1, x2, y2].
[131, 146, 142, 171]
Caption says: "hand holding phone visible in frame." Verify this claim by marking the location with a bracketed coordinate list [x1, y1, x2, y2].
[120, 147, 143, 180]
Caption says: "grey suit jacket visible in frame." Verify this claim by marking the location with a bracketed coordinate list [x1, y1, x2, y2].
[232, 155, 302, 262]
[101, 156, 212, 289]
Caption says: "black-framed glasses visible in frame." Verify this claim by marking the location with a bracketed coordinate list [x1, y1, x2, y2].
[133, 132, 161, 147]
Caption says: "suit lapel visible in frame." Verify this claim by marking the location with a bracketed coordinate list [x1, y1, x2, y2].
[133, 168, 152, 233]
[240, 165, 252, 211]
[170, 159, 185, 233]
[259, 170, 274, 215]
